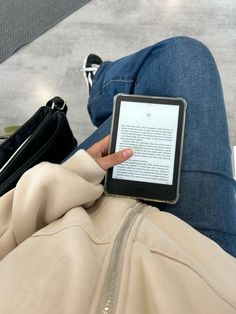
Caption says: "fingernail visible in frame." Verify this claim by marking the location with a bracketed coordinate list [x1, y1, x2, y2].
[122, 148, 133, 158]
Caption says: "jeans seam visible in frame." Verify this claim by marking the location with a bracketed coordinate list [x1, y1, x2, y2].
[90, 80, 135, 101]
[103, 79, 134, 89]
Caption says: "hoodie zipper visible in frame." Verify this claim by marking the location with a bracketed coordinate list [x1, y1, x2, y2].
[99, 203, 144, 314]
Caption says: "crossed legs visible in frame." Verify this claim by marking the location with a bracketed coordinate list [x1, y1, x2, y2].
[75, 36, 236, 257]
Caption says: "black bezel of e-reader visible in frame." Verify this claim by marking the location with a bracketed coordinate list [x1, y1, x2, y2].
[104, 94, 187, 204]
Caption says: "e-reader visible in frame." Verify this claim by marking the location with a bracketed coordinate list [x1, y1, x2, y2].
[104, 94, 187, 204]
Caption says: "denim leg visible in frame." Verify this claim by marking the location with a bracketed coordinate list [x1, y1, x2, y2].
[77, 36, 236, 257]
[86, 42, 171, 127]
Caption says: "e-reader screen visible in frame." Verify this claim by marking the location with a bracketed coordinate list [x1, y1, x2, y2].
[112, 101, 179, 185]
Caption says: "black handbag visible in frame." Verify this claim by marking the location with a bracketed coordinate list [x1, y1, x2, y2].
[0, 97, 77, 197]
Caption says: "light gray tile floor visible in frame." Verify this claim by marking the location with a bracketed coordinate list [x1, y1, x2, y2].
[0, 0, 235, 148]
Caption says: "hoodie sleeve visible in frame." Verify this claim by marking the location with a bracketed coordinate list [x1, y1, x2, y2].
[0, 149, 106, 260]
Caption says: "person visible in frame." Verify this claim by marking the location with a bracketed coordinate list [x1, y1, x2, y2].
[77, 36, 236, 257]
[0, 36, 236, 314]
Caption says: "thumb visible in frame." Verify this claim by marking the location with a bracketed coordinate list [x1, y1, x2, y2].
[98, 148, 133, 170]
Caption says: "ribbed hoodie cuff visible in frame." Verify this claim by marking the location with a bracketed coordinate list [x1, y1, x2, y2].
[62, 149, 106, 185]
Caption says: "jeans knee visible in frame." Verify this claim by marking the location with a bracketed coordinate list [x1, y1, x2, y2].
[148, 36, 219, 83]
[158, 36, 215, 64]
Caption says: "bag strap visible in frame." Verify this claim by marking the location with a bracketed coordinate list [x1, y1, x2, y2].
[46, 96, 68, 114]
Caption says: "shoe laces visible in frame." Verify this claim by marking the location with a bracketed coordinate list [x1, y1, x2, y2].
[80, 64, 100, 86]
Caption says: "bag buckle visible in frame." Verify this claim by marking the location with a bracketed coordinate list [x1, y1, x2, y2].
[46, 97, 68, 114]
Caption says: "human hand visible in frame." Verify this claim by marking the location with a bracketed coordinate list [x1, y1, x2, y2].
[86, 135, 133, 171]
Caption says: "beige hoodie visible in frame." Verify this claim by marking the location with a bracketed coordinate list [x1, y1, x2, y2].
[0, 149, 235, 314]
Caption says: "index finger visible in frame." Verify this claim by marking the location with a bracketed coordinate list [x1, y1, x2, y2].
[98, 148, 133, 170]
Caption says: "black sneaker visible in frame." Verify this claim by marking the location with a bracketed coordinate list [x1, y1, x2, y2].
[80, 54, 103, 91]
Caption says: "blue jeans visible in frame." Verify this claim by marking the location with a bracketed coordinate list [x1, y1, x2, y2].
[71, 36, 236, 257]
